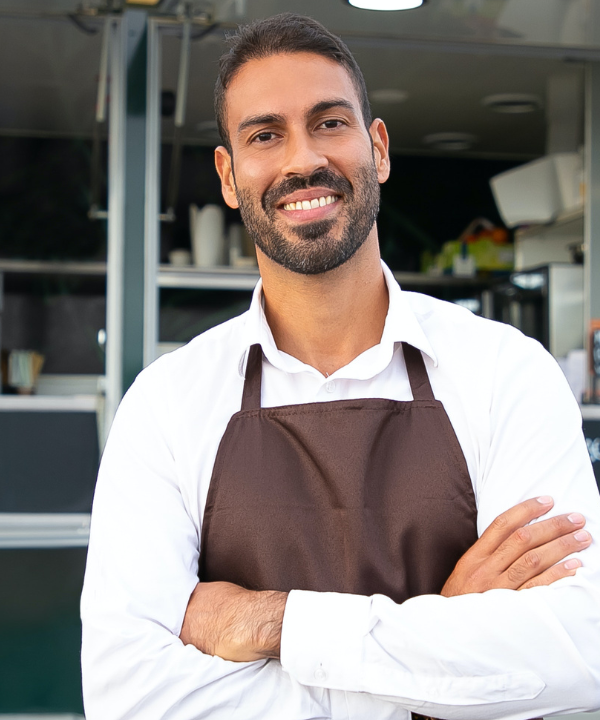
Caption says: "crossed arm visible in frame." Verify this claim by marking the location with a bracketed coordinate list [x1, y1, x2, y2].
[180, 496, 592, 662]
[82, 334, 600, 719]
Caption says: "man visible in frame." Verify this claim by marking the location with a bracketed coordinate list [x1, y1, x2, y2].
[81, 14, 600, 720]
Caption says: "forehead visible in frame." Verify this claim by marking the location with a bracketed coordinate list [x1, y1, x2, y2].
[225, 52, 361, 132]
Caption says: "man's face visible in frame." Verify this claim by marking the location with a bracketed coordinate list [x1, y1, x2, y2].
[215, 52, 390, 275]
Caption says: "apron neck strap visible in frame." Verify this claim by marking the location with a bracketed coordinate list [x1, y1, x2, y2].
[241, 344, 263, 411]
[402, 342, 435, 401]
[242, 342, 434, 409]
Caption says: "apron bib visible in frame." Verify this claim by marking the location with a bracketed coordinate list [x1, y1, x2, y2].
[199, 342, 478, 602]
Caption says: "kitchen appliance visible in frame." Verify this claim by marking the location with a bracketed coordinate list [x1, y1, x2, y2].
[491, 263, 584, 358]
[490, 152, 583, 227]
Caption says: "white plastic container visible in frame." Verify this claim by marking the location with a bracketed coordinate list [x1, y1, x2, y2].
[191, 204, 225, 267]
[490, 152, 582, 228]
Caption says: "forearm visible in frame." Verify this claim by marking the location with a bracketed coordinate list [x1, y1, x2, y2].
[280, 582, 600, 719]
[82, 611, 322, 720]
[179, 581, 288, 662]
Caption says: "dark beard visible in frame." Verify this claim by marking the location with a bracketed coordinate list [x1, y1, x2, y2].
[236, 165, 380, 275]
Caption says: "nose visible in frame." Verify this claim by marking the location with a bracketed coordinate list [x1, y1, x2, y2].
[280, 129, 328, 177]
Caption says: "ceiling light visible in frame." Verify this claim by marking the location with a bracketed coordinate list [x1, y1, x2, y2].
[369, 89, 409, 104]
[423, 132, 477, 152]
[346, 0, 425, 10]
[482, 94, 542, 114]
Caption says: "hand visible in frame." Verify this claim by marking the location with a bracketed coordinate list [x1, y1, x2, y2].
[441, 496, 592, 597]
[179, 581, 288, 662]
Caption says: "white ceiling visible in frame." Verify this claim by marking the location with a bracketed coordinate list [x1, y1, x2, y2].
[0, 0, 592, 159]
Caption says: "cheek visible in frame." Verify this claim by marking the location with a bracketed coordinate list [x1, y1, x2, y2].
[235, 147, 279, 185]
[324, 140, 374, 178]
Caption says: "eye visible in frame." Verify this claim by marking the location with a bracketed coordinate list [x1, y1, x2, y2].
[251, 131, 277, 144]
[318, 119, 344, 130]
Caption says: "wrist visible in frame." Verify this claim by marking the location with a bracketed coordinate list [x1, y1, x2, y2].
[253, 590, 288, 660]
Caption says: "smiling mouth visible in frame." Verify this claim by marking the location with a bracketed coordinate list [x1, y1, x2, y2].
[281, 195, 340, 212]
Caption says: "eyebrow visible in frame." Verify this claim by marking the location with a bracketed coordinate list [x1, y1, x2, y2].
[237, 113, 286, 137]
[236, 99, 357, 138]
[308, 99, 356, 117]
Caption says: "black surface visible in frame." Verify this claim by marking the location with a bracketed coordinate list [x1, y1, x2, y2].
[2, 293, 106, 375]
[0, 411, 99, 512]
[583, 419, 600, 493]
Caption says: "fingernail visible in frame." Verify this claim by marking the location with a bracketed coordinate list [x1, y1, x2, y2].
[564, 559, 581, 570]
[574, 530, 591, 542]
[537, 496, 553, 505]
[568, 512, 585, 524]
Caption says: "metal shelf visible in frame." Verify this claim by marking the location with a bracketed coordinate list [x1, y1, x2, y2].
[0, 395, 98, 412]
[0, 260, 497, 291]
[392, 271, 495, 287]
[157, 265, 497, 291]
[158, 264, 259, 290]
[515, 208, 584, 241]
[0, 259, 107, 276]
[0, 513, 90, 549]
[581, 404, 600, 420]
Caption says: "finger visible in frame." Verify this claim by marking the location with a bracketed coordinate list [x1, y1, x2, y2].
[518, 558, 583, 590]
[474, 496, 555, 558]
[488, 512, 587, 575]
[496, 529, 592, 589]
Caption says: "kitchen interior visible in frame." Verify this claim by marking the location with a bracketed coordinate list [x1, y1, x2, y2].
[1, 0, 600, 716]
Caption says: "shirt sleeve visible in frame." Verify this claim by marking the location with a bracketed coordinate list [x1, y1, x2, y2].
[81, 365, 329, 720]
[280, 328, 600, 719]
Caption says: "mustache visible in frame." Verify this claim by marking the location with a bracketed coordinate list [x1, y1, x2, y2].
[261, 169, 354, 213]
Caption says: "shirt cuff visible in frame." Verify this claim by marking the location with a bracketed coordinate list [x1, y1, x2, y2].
[280, 589, 371, 689]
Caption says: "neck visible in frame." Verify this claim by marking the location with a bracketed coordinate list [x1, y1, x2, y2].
[257, 232, 389, 377]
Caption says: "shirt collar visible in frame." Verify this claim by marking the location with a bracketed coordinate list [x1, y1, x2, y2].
[238, 260, 438, 378]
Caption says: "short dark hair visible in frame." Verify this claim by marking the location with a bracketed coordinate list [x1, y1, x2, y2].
[214, 13, 372, 153]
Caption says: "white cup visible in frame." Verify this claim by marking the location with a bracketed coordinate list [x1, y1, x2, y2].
[169, 249, 192, 266]
[192, 204, 225, 267]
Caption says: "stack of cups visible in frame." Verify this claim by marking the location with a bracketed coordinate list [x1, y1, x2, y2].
[190, 204, 226, 267]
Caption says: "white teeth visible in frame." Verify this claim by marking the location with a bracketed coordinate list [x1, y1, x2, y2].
[283, 195, 338, 211]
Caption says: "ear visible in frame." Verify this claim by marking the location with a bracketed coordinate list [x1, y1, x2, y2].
[369, 118, 391, 184]
[214, 146, 239, 208]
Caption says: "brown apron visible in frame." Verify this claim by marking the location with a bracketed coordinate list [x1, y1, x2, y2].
[198, 343, 543, 718]
[199, 342, 478, 603]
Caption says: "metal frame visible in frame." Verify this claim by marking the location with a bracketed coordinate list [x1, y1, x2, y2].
[585, 63, 600, 398]
[144, 17, 162, 368]
[105, 15, 126, 441]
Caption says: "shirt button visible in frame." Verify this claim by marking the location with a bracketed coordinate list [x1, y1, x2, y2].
[314, 666, 327, 681]
[325, 380, 335, 393]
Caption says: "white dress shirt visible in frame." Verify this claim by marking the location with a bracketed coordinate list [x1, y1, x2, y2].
[81, 262, 600, 720]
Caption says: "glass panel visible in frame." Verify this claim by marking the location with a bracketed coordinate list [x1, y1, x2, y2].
[0, 10, 108, 715]
[0, 13, 109, 387]
[157, 23, 255, 347]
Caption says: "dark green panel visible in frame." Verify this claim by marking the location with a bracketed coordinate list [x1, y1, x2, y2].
[0, 548, 87, 714]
